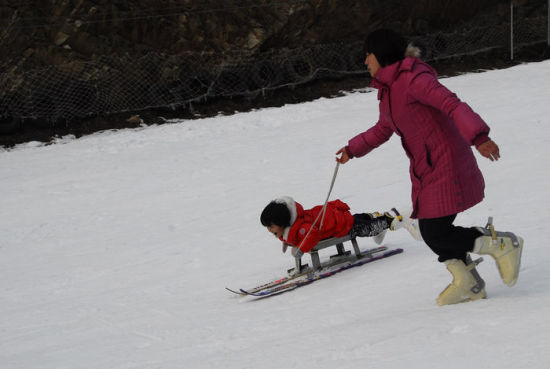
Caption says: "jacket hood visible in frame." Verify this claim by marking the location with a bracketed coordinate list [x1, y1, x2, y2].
[273, 196, 303, 241]
[372, 57, 436, 89]
[273, 196, 304, 226]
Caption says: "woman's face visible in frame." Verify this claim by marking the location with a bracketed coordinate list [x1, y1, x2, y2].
[364, 52, 381, 77]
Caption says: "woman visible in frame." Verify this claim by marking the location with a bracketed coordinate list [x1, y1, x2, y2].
[335, 29, 523, 306]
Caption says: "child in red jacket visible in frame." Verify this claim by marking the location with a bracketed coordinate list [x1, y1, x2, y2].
[260, 196, 420, 258]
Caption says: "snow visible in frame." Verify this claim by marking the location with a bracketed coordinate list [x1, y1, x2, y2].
[1, 60, 550, 369]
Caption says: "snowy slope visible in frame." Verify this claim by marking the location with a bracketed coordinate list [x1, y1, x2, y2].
[1, 60, 550, 369]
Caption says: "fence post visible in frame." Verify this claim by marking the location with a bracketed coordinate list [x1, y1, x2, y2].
[510, 0, 514, 60]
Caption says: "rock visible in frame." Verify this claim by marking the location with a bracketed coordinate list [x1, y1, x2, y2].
[247, 28, 265, 49]
[55, 32, 70, 46]
[126, 115, 142, 124]
[23, 48, 34, 57]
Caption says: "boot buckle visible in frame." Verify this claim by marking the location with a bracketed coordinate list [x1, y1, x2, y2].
[485, 216, 499, 246]
[471, 285, 482, 294]
[472, 256, 484, 265]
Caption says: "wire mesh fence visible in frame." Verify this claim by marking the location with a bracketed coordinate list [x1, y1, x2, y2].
[0, 1, 548, 128]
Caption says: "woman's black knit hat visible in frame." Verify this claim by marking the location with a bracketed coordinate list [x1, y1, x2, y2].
[363, 29, 407, 67]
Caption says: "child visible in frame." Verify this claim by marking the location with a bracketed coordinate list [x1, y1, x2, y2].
[260, 196, 421, 258]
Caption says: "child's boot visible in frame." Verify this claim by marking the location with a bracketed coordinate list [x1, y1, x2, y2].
[354, 212, 388, 244]
[437, 256, 487, 306]
[373, 229, 387, 245]
[473, 217, 524, 287]
[366, 212, 388, 244]
[385, 208, 423, 241]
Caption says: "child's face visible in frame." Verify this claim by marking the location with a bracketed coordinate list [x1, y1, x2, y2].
[267, 224, 284, 238]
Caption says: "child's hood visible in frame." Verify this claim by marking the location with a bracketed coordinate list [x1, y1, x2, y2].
[273, 196, 303, 226]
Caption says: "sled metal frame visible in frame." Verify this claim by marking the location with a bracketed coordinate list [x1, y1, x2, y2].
[293, 235, 362, 273]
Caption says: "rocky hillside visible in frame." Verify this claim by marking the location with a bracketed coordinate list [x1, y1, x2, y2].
[2, 0, 513, 71]
[1, 0, 547, 145]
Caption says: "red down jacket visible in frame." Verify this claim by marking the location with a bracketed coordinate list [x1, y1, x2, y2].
[278, 197, 355, 253]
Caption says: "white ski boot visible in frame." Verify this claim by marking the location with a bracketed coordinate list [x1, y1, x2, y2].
[437, 255, 487, 306]
[386, 208, 423, 241]
[373, 229, 387, 245]
[473, 217, 523, 287]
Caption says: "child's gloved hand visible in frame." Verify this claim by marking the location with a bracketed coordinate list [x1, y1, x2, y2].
[291, 247, 303, 259]
[282, 242, 289, 253]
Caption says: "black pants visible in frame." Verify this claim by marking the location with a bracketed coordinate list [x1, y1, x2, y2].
[418, 214, 482, 263]
[348, 213, 391, 239]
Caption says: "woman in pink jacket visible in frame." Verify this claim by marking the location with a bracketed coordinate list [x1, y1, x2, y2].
[336, 29, 523, 306]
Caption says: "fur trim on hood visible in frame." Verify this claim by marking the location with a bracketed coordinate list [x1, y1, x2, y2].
[405, 44, 422, 58]
[274, 196, 297, 225]
[274, 196, 298, 241]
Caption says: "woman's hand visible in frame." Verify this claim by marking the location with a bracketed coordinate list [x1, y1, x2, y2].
[335, 147, 350, 164]
[477, 140, 500, 161]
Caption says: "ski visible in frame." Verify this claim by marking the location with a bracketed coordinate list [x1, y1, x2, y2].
[226, 275, 299, 296]
[240, 248, 403, 298]
[226, 246, 387, 296]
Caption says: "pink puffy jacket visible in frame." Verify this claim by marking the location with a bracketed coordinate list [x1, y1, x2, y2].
[346, 57, 490, 219]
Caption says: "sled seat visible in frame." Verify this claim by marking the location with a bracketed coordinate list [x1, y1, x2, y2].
[293, 235, 362, 272]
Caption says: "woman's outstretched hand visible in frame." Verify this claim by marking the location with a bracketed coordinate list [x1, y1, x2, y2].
[477, 140, 500, 161]
[335, 147, 350, 164]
